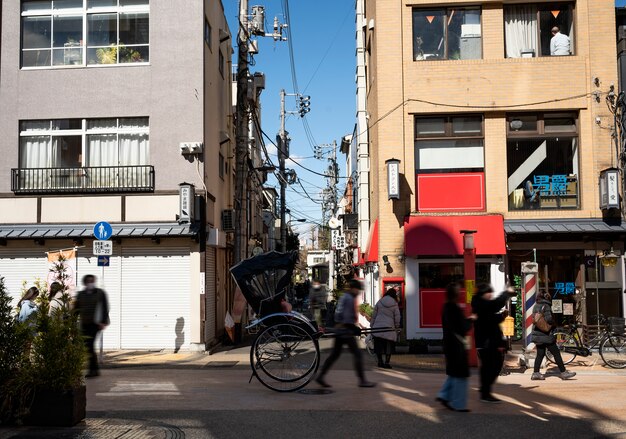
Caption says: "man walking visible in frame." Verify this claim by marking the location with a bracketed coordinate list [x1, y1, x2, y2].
[316, 279, 375, 388]
[75, 274, 110, 377]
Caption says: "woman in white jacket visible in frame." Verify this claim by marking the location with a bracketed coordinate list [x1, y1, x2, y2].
[370, 289, 401, 368]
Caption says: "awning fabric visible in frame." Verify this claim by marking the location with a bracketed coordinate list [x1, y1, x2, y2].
[405, 215, 505, 256]
[0, 222, 199, 239]
[364, 219, 379, 262]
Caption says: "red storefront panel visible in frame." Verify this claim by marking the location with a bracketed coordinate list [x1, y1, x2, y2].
[419, 288, 446, 328]
[417, 172, 485, 212]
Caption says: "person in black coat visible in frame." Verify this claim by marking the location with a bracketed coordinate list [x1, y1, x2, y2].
[471, 283, 510, 403]
[530, 290, 576, 380]
[437, 283, 473, 412]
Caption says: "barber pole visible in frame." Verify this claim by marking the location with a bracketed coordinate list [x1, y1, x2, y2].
[521, 262, 539, 347]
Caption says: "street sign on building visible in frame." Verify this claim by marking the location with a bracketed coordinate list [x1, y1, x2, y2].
[331, 229, 346, 250]
[93, 221, 113, 240]
[93, 240, 113, 256]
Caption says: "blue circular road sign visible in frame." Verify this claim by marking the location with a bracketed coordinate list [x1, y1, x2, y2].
[93, 221, 113, 240]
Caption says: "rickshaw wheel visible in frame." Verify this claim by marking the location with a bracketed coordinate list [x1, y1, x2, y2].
[251, 322, 320, 392]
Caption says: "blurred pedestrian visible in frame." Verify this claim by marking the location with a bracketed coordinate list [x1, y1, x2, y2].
[74, 274, 109, 378]
[48, 281, 64, 316]
[370, 288, 401, 369]
[316, 279, 376, 388]
[17, 286, 39, 325]
[437, 283, 473, 412]
[309, 281, 327, 327]
[530, 290, 576, 380]
[471, 283, 510, 403]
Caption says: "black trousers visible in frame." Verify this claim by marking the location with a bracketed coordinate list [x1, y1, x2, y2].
[319, 334, 365, 381]
[477, 348, 504, 398]
[82, 323, 100, 374]
[534, 343, 566, 373]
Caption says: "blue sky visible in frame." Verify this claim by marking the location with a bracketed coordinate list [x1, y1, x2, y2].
[618, 0, 626, 7]
[223, 0, 356, 242]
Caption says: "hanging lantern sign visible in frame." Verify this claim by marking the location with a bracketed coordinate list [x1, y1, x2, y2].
[599, 168, 620, 210]
[386, 158, 401, 200]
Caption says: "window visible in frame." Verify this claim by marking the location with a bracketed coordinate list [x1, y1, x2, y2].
[413, 7, 481, 61]
[219, 49, 224, 78]
[19, 117, 149, 168]
[218, 153, 224, 179]
[507, 112, 579, 210]
[415, 115, 484, 174]
[414, 115, 485, 211]
[504, 2, 574, 58]
[21, 0, 149, 68]
[204, 18, 212, 49]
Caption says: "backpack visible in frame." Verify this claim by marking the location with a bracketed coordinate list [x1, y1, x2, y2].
[533, 305, 551, 333]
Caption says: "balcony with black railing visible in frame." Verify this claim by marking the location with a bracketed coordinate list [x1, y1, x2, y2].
[11, 166, 155, 194]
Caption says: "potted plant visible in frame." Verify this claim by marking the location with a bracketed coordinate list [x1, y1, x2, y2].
[0, 276, 33, 425]
[23, 256, 87, 426]
[358, 303, 373, 322]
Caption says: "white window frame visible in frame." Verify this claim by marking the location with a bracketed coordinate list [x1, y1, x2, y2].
[19, 117, 150, 168]
[21, 0, 150, 69]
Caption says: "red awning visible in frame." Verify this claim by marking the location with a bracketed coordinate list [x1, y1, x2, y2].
[404, 215, 505, 256]
[364, 219, 379, 262]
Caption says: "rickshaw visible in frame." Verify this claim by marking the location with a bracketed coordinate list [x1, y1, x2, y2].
[231, 251, 394, 393]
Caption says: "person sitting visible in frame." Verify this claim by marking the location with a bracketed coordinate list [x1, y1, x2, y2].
[523, 180, 540, 209]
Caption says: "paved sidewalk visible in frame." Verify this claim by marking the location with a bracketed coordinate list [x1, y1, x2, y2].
[100, 339, 626, 376]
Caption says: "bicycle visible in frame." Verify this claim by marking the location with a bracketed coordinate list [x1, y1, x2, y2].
[546, 314, 626, 369]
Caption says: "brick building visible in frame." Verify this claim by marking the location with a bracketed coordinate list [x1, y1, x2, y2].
[356, 0, 624, 339]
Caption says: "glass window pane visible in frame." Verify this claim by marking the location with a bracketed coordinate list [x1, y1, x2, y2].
[413, 9, 445, 60]
[119, 12, 149, 45]
[87, 0, 117, 8]
[53, 0, 83, 10]
[118, 44, 148, 63]
[87, 134, 118, 166]
[452, 116, 482, 134]
[509, 115, 537, 132]
[54, 135, 82, 167]
[119, 117, 148, 128]
[120, 0, 149, 6]
[88, 13, 117, 46]
[52, 15, 83, 48]
[539, 5, 572, 56]
[20, 136, 52, 168]
[21, 120, 52, 131]
[88, 118, 117, 129]
[23, 16, 52, 49]
[52, 119, 82, 130]
[448, 9, 482, 60]
[22, 1, 52, 13]
[52, 47, 82, 65]
[545, 116, 576, 133]
[87, 47, 118, 64]
[22, 49, 52, 67]
[416, 117, 445, 135]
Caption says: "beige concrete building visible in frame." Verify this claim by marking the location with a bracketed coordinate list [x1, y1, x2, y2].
[0, 0, 235, 350]
[357, 0, 625, 339]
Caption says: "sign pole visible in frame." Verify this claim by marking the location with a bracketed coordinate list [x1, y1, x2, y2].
[461, 230, 478, 367]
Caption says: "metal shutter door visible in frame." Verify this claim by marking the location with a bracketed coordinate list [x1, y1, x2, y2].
[205, 247, 216, 343]
[0, 249, 48, 308]
[76, 250, 122, 350]
[120, 247, 190, 350]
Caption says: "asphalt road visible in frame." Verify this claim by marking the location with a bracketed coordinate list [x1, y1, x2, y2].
[3, 365, 626, 439]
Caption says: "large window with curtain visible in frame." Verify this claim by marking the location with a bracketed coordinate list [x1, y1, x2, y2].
[21, 0, 149, 68]
[17, 117, 149, 190]
[413, 7, 482, 61]
[19, 117, 149, 168]
[504, 2, 575, 58]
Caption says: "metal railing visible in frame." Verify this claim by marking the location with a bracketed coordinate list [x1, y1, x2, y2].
[11, 165, 155, 194]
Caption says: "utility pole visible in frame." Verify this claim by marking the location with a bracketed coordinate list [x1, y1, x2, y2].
[234, 0, 250, 263]
[279, 89, 288, 251]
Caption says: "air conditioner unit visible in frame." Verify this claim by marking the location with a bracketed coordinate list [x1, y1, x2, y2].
[222, 209, 235, 232]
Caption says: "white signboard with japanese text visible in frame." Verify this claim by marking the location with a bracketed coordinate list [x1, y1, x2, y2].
[331, 229, 346, 250]
[93, 240, 113, 256]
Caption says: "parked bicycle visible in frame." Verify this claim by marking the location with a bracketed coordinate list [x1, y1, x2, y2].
[546, 314, 626, 369]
